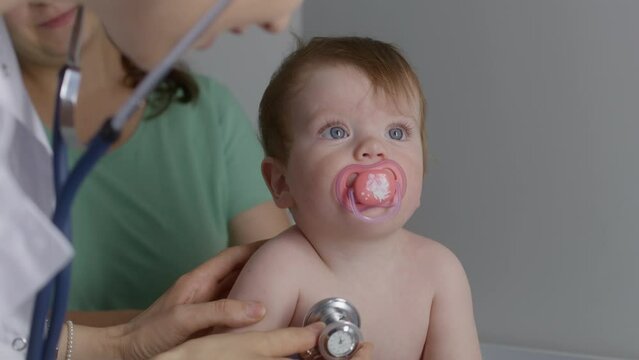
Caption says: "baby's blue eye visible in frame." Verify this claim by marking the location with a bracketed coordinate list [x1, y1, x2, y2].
[388, 127, 405, 140]
[321, 126, 349, 139]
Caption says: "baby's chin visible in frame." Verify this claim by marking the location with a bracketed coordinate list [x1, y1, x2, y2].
[353, 206, 392, 218]
[342, 208, 411, 234]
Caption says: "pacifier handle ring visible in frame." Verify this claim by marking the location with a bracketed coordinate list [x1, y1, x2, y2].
[347, 182, 402, 223]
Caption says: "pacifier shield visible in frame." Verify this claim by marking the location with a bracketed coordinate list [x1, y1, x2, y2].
[334, 160, 407, 223]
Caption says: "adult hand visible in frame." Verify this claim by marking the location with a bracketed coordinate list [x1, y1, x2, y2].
[152, 322, 326, 360]
[153, 326, 374, 360]
[110, 242, 267, 360]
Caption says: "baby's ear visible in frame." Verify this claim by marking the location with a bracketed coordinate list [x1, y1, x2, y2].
[261, 157, 294, 209]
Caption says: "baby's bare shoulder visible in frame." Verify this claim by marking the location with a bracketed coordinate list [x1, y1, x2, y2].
[402, 231, 469, 285]
[231, 226, 313, 296]
[401, 231, 453, 260]
[249, 226, 316, 266]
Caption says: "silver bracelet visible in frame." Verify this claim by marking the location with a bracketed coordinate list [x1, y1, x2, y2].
[65, 320, 74, 360]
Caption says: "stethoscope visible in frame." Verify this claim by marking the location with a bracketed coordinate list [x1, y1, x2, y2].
[299, 298, 364, 360]
[26, 1, 233, 359]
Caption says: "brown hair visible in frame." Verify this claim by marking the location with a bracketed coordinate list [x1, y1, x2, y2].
[120, 55, 199, 119]
[259, 36, 427, 164]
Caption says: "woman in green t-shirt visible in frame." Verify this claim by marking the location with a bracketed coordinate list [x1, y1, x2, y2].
[5, 3, 289, 323]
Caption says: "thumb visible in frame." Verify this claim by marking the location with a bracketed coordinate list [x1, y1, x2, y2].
[255, 322, 326, 357]
[175, 299, 266, 334]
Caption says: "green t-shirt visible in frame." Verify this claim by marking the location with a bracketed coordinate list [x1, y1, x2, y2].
[66, 76, 271, 310]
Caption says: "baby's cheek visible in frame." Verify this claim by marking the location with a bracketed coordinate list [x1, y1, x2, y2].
[405, 170, 424, 205]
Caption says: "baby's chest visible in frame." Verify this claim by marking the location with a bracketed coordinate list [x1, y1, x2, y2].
[369, 286, 435, 359]
[292, 276, 433, 359]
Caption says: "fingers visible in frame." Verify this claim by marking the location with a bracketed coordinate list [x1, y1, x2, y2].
[174, 299, 266, 335]
[193, 242, 262, 282]
[175, 241, 266, 303]
[149, 323, 325, 360]
[254, 322, 325, 357]
[351, 342, 374, 359]
[214, 268, 241, 300]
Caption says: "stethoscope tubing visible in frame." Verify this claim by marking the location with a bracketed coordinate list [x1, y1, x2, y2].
[26, 1, 233, 359]
[110, 0, 233, 131]
[27, 4, 84, 355]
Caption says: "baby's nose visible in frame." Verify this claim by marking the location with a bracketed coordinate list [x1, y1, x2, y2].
[355, 137, 386, 161]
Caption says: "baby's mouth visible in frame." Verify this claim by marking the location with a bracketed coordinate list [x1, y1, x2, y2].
[334, 160, 407, 222]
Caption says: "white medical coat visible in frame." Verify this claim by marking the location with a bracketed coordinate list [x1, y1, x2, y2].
[0, 18, 73, 359]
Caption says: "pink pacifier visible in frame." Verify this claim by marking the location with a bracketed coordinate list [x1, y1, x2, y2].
[334, 160, 407, 223]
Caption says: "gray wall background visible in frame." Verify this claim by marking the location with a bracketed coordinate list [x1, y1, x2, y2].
[188, 2, 639, 358]
[304, 1, 639, 359]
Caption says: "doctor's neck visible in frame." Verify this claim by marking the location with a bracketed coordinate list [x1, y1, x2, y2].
[19, 24, 128, 130]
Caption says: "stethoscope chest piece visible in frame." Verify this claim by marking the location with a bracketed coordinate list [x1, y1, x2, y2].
[300, 298, 363, 360]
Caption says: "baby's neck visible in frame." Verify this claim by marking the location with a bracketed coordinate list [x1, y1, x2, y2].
[295, 225, 408, 276]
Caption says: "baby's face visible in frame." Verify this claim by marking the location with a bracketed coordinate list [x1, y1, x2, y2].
[283, 65, 424, 238]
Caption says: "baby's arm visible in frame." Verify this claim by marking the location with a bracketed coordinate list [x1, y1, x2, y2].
[226, 234, 303, 332]
[422, 246, 482, 360]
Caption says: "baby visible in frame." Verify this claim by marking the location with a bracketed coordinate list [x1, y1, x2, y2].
[228, 37, 481, 359]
